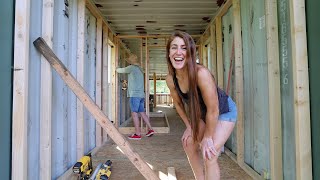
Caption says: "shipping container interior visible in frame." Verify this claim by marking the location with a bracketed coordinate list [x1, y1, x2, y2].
[10, 0, 314, 179]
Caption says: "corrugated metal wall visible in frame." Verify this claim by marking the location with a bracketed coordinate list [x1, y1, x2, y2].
[240, 0, 270, 175]
[277, 0, 296, 179]
[0, 1, 14, 179]
[27, 0, 98, 179]
[306, 0, 320, 179]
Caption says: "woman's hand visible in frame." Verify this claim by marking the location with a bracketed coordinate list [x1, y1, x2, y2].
[201, 136, 219, 160]
[182, 126, 192, 147]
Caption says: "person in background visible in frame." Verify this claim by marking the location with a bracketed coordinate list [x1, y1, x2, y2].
[116, 54, 154, 140]
[166, 31, 237, 179]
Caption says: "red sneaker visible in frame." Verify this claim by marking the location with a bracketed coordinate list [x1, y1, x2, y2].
[128, 134, 141, 140]
[146, 129, 154, 137]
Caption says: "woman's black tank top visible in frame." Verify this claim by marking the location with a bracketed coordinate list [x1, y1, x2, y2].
[173, 74, 229, 120]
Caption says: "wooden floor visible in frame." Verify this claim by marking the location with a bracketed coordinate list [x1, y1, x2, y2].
[91, 105, 252, 180]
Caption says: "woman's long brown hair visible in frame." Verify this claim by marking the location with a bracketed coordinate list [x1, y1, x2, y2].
[166, 31, 201, 141]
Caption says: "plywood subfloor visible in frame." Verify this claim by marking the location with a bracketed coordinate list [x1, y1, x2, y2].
[92, 105, 252, 180]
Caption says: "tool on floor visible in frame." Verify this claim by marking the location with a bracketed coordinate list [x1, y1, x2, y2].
[96, 160, 112, 180]
[72, 153, 93, 180]
[88, 163, 103, 180]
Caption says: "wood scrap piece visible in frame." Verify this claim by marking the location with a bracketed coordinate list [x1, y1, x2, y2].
[167, 167, 177, 180]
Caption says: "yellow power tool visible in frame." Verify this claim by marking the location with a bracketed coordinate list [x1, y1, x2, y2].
[96, 160, 112, 180]
[72, 153, 93, 180]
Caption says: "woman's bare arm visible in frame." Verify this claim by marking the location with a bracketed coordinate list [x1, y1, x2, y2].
[166, 74, 191, 128]
[196, 66, 219, 136]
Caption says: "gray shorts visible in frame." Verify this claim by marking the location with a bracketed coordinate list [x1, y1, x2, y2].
[218, 97, 237, 122]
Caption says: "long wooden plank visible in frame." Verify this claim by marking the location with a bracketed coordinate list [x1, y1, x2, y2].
[215, 17, 224, 88]
[265, 0, 283, 179]
[12, 0, 30, 179]
[232, 0, 244, 163]
[289, 0, 312, 179]
[210, 23, 217, 77]
[40, 0, 54, 179]
[95, 18, 103, 147]
[77, 0, 85, 159]
[102, 25, 109, 142]
[33, 37, 160, 180]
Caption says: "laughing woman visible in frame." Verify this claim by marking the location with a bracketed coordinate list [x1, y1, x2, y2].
[166, 31, 237, 180]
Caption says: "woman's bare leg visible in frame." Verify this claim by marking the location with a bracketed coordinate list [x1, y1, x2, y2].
[183, 137, 205, 180]
[205, 121, 235, 180]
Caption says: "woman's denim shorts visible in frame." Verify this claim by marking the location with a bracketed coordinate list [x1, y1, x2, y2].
[218, 97, 237, 122]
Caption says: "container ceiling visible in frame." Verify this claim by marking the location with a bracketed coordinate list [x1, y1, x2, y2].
[93, 0, 221, 75]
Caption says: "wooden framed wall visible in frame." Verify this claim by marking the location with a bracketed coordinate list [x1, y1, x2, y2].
[40, 0, 54, 179]
[266, 0, 283, 179]
[12, 0, 30, 179]
[289, 0, 312, 179]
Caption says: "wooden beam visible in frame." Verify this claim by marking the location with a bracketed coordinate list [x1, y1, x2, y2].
[33, 37, 160, 180]
[289, 0, 312, 179]
[95, 18, 103, 147]
[40, 0, 54, 179]
[76, 0, 85, 159]
[167, 167, 177, 180]
[214, 0, 232, 22]
[113, 38, 119, 128]
[215, 17, 224, 88]
[153, 73, 157, 108]
[117, 34, 202, 39]
[101, 25, 109, 143]
[265, 0, 283, 179]
[85, 0, 116, 35]
[145, 38, 150, 117]
[12, 0, 30, 179]
[210, 23, 217, 78]
[232, 0, 244, 164]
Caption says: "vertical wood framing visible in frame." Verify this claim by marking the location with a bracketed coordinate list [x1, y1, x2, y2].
[289, 0, 312, 179]
[210, 23, 217, 78]
[40, 0, 54, 179]
[232, 0, 244, 164]
[199, 36, 203, 64]
[153, 72, 156, 108]
[140, 38, 144, 131]
[77, 0, 85, 159]
[215, 17, 224, 88]
[12, 1, 30, 179]
[145, 38, 150, 117]
[102, 25, 109, 142]
[95, 18, 103, 147]
[112, 38, 119, 128]
[265, 0, 283, 179]
[34, 38, 160, 180]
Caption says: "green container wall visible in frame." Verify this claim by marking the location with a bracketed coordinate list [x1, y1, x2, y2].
[240, 0, 270, 175]
[277, 0, 296, 179]
[306, 1, 320, 179]
[0, 1, 14, 179]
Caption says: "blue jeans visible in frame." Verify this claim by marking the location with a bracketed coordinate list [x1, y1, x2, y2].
[218, 97, 237, 122]
[129, 97, 145, 112]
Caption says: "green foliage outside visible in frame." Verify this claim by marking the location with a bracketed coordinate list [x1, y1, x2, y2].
[150, 80, 170, 94]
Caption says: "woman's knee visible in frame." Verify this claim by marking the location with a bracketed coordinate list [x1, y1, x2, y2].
[204, 155, 219, 166]
[182, 137, 198, 152]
